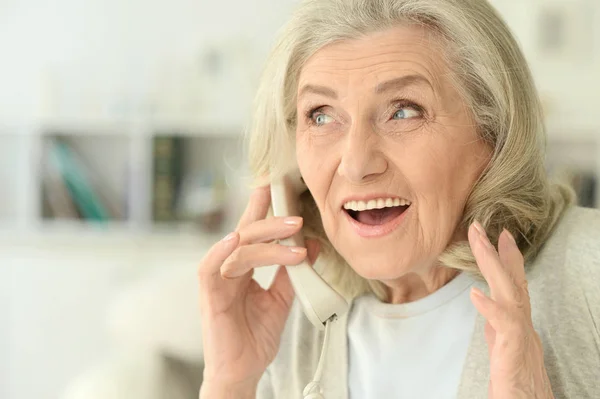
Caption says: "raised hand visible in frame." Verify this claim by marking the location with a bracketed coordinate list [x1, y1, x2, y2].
[198, 185, 320, 398]
[468, 221, 554, 399]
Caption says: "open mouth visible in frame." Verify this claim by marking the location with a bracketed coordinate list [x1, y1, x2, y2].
[344, 203, 411, 226]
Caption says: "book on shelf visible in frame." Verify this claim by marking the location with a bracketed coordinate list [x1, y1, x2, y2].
[152, 135, 185, 222]
[41, 142, 81, 219]
[41, 137, 125, 221]
[549, 166, 598, 209]
[571, 171, 597, 208]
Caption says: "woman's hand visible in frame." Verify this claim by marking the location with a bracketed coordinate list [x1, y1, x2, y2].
[197, 185, 320, 397]
[468, 221, 554, 399]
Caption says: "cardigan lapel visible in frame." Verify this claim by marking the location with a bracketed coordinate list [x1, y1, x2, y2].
[322, 301, 352, 398]
[457, 283, 491, 398]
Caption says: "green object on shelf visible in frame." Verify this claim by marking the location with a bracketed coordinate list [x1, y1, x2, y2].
[49, 139, 110, 222]
[152, 135, 185, 222]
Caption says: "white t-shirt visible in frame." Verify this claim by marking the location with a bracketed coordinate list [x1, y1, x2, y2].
[347, 272, 478, 398]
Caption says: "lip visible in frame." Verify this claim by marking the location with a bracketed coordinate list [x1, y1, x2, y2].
[343, 204, 411, 238]
[340, 193, 410, 208]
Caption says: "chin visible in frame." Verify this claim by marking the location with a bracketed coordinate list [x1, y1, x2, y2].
[346, 253, 414, 281]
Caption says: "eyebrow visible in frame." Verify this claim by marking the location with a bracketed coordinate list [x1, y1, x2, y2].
[298, 84, 338, 100]
[375, 74, 433, 93]
[298, 74, 433, 100]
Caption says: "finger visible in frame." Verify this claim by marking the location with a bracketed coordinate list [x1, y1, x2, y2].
[236, 185, 271, 230]
[220, 243, 307, 279]
[267, 265, 296, 311]
[469, 221, 517, 302]
[498, 228, 532, 318]
[197, 232, 241, 285]
[238, 216, 303, 245]
[498, 228, 526, 283]
[470, 287, 514, 333]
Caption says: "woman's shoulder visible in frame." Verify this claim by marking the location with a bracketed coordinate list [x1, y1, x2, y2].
[525, 206, 600, 305]
[526, 206, 600, 395]
[531, 205, 600, 272]
[527, 204, 599, 313]
[554, 205, 600, 247]
[528, 205, 600, 286]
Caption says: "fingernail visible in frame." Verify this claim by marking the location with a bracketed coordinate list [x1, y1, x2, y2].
[472, 220, 485, 236]
[482, 236, 496, 251]
[221, 268, 241, 279]
[289, 247, 307, 254]
[472, 220, 487, 241]
[222, 232, 237, 242]
[220, 268, 231, 278]
[504, 228, 516, 245]
[471, 287, 486, 299]
[474, 222, 495, 251]
[284, 217, 302, 226]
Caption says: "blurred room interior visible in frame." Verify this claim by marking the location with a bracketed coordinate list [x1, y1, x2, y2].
[0, 0, 598, 398]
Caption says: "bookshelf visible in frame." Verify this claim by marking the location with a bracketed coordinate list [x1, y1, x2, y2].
[1, 114, 599, 243]
[0, 117, 250, 243]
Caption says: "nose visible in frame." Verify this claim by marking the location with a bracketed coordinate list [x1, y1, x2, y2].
[337, 121, 387, 183]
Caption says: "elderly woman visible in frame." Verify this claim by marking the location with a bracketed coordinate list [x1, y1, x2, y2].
[197, 0, 600, 398]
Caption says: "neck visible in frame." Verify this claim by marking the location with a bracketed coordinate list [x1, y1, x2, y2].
[381, 266, 460, 304]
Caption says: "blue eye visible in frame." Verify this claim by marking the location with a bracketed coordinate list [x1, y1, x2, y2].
[314, 113, 333, 126]
[392, 107, 421, 120]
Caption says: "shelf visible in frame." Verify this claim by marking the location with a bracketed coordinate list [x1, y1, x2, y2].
[34, 116, 246, 138]
[545, 116, 600, 140]
[0, 220, 226, 249]
[25, 114, 600, 140]
[149, 118, 246, 137]
[34, 116, 134, 135]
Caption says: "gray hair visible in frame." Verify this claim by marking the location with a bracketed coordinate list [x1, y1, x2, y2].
[245, 0, 575, 301]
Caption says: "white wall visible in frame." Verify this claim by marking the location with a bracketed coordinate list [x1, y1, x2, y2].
[0, 0, 301, 122]
[1, 0, 598, 123]
[0, 236, 212, 399]
[4, 243, 124, 399]
[489, 0, 600, 128]
[0, 253, 10, 399]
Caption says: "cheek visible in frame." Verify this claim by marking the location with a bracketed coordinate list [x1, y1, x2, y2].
[296, 132, 322, 177]
[396, 138, 455, 198]
[296, 132, 332, 209]
[405, 132, 485, 199]
[396, 135, 485, 244]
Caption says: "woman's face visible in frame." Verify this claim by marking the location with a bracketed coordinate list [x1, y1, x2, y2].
[295, 25, 492, 283]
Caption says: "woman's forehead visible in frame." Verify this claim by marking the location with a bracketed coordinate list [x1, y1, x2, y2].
[298, 26, 447, 95]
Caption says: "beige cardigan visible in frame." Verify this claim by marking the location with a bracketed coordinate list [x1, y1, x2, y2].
[256, 206, 600, 398]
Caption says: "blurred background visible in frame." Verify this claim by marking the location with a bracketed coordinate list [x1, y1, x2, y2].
[0, 0, 598, 398]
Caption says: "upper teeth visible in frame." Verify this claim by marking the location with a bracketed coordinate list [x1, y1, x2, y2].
[343, 198, 411, 211]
